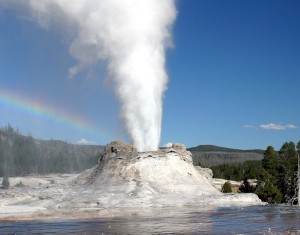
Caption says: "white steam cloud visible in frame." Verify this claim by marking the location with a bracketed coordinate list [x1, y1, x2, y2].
[3, 0, 177, 151]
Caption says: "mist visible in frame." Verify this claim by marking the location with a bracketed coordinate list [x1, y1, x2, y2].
[2, 0, 177, 151]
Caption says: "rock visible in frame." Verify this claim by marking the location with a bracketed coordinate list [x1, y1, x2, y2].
[100, 141, 137, 162]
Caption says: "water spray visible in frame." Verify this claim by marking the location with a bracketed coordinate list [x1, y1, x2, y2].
[3, 0, 177, 152]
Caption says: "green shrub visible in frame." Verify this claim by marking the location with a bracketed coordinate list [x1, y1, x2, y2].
[255, 181, 283, 204]
[222, 181, 232, 193]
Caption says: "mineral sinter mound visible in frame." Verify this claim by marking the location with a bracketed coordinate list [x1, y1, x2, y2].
[0, 141, 263, 220]
[68, 141, 262, 209]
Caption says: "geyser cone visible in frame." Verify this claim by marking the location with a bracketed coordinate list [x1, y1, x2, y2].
[71, 141, 263, 210]
[75, 141, 221, 195]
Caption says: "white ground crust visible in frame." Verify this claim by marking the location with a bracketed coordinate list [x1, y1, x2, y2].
[0, 142, 264, 220]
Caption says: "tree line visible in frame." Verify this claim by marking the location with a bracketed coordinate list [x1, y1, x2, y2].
[210, 141, 300, 204]
[255, 141, 299, 204]
[191, 151, 263, 168]
[211, 160, 262, 181]
[0, 125, 102, 177]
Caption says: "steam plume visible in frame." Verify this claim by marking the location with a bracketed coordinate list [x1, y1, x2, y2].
[2, 0, 177, 151]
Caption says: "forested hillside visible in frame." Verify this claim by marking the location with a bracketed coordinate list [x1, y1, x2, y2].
[255, 142, 300, 204]
[0, 125, 103, 177]
[188, 145, 264, 167]
[205, 142, 300, 204]
[188, 144, 264, 154]
[211, 160, 262, 181]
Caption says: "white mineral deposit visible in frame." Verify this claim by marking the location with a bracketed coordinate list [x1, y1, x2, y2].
[0, 141, 263, 221]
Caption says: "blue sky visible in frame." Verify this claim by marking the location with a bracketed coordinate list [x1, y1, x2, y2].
[0, 0, 299, 150]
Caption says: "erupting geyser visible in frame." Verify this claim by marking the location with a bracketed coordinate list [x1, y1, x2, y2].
[0, 3, 265, 220]
[3, 0, 177, 151]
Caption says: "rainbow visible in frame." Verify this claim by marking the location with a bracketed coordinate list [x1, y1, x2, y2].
[0, 87, 109, 143]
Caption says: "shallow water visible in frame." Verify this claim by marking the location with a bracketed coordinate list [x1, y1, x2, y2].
[1, 205, 300, 234]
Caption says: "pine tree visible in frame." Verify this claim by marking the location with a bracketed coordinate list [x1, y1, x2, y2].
[262, 146, 279, 179]
[255, 169, 282, 203]
[239, 179, 254, 193]
[278, 142, 297, 202]
[290, 142, 300, 205]
[2, 176, 10, 189]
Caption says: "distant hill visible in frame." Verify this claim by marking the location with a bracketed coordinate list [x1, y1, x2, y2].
[187, 145, 264, 167]
[0, 125, 104, 176]
[188, 145, 264, 154]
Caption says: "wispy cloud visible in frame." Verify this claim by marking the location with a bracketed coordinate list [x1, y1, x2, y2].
[77, 138, 97, 145]
[260, 123, 297, 130]
[244, 123, 297, 131]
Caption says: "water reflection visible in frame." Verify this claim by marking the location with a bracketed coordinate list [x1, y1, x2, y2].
[0, 205, 300, 234]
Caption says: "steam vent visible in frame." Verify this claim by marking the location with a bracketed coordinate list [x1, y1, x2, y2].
[65, 141, 263, 210]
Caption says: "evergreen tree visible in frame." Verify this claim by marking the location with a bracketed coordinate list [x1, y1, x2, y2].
[239, 179, 254, 193]
[2, 176, 10, 189]
[278, 142, 297, 202]
[255, 180, 282, 204]
[262, 146, 279, 178]
[255, 169, 282, 203]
